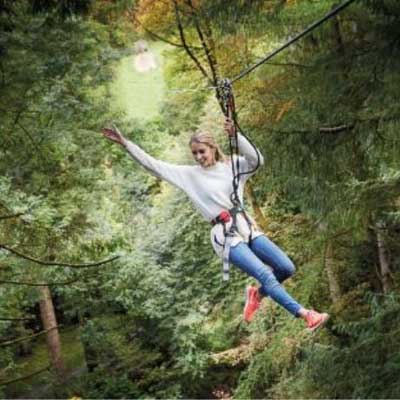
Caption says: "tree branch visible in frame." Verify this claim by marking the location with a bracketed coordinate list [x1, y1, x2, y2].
[0, 270, 99, 286]
[319, 124, 354, 133]
[0, 365, 52, 387]
[269, 128, 312, 135]
[268, 124, 355, 135]
[0, 243, 119, 268]
[132, 13, 202, 50]
[325, 228, 353, 240]
[0, 277, 83, 286]
[0, 213, 24, 221]
[16, 121, 45, 157]
[172, 0, 211, 83]
[265, 61, 311, 68]
[0, 317, 35, 322]
[0, 325, 62, 347]
[186, 0, 219, 86]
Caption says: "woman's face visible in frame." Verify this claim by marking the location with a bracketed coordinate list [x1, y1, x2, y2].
[191, 142, 216, 168]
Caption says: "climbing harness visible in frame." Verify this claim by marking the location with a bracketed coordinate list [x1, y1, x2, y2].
[211, 206, 254, 281]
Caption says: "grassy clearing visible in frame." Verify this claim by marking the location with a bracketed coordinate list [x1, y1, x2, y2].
[111, 41, 167, 121]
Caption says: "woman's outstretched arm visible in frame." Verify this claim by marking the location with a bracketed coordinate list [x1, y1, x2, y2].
[102, 126, 190, 190]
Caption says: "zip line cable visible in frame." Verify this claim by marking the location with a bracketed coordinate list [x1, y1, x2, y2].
[164, 0, 358, 91]
[230, 0, 357, 84]
[127, 1, 357, 94]
[213, 0, 357, 205]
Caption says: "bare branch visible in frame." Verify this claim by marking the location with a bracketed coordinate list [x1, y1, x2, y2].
[0, 317, 35, 322]
[325, 228, 353, 240]
[172, 0, 211, 82]
[11, 88, 30, 129]
[0, 365, 52, 387]
[268, 124, 355, 135]
[16, 121, 45, 157]
[0, 269, 99, 286]
[269, 128, 312, 135]
[265, 61, 311, 68]
[0, 213, 24, 221]
[0, 277, 82, 286]
[186, 0, 219, 86]
[0, 325, 62, 347]
[132, 13, 202, 50]
[0, 243, 119, 268]
[319, 124, 354, 133]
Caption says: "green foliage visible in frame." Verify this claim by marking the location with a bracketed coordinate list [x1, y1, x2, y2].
[74, 315, 184, 399]
[2, 0, 400, 398]
[272, 295, 400, 399]
[172, 313, 209, 378]
[30, 0, 93, 17]
[78, 371, 142, 399]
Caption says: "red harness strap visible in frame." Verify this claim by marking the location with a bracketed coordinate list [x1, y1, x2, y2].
[211, 210, 231, 226]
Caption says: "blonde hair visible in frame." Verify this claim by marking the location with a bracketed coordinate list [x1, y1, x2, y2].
[189, 130, 226, 163]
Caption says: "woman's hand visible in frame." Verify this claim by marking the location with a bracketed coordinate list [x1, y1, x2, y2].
[224, 118, 236, 137]
[101, 125, 126, 146]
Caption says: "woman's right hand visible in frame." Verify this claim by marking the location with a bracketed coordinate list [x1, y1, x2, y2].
[224, 117, 236, 137]
[101, 125, 126, 146]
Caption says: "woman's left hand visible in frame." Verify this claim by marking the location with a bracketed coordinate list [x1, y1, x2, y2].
[224, 118, 236, 137]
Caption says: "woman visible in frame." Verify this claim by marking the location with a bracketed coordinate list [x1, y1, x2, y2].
[101, 121, 329, 330]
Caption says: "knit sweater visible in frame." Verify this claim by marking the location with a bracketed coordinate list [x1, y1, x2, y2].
[123, 134, 265, 256]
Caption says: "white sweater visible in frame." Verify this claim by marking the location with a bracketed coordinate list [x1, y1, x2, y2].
[123, 134, 265, 257]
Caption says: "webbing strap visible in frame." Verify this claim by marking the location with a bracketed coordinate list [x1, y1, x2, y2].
[222, 234, 234, 281]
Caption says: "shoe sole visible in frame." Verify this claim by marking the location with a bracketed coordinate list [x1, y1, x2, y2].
[306, 313, 330, 332]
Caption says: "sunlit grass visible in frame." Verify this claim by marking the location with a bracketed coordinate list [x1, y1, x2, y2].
[111, 42, 168, 121]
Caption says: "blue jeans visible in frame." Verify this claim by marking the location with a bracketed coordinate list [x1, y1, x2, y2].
[229, 235, 302, 317]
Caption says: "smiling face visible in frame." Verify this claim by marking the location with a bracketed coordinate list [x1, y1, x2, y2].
[191, 142, 216, 168]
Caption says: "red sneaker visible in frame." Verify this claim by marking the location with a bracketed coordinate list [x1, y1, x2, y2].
[305, 310, 330, 332]
[243, 286, 262, 322]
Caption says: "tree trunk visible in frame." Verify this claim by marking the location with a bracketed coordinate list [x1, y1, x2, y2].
[324, 240, 341, 303]
[245, 184, 268, 230]
[39, 286, 65, 379]
[376, 223, 392, 293]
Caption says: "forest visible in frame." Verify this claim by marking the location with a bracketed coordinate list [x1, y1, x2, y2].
[1, 0, 400, 398]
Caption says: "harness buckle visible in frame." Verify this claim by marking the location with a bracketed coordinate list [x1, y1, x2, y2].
[211, 210, 231, 226]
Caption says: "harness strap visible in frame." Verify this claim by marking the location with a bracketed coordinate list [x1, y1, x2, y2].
[212, 207, 253, 280]
[222, 234, 234, 281]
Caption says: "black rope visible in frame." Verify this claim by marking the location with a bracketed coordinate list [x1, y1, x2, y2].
[232, 117, 261, 179]
[217, 79, 241, 206]
[230, 0, 357, 84]
[216, 79, 261, 207]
